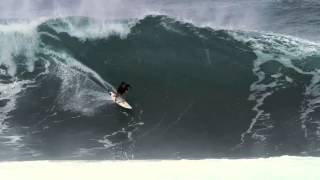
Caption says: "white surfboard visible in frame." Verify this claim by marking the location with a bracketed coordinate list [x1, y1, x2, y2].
[109, 91, 132, 109]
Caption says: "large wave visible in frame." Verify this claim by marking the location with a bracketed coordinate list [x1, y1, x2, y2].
[0, 15, 320, 160]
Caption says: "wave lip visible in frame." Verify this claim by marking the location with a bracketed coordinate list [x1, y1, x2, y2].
[42, 17, 135, 41]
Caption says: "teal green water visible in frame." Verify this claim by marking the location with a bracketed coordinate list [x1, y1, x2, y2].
[0, 15, 320, 160]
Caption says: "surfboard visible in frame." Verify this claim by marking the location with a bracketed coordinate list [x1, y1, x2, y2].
[109, 91, 132, 109]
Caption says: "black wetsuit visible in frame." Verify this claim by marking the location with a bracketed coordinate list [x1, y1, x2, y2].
[117, 82, 130, 95]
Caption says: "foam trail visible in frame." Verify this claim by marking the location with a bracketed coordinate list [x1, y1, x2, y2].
[41, 47, 114, 91]
[97, 120, 144, 150]
[240, 51, 275, 144]
[40, 48, 114, 116]
[231, 31, 320, 145]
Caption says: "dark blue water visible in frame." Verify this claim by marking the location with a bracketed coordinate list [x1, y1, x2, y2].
[1, 0, 320, 160]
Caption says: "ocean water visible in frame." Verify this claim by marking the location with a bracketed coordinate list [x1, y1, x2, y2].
[0, 0, 320, 164]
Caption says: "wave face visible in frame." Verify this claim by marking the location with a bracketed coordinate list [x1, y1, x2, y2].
[0, 15, 320, 160]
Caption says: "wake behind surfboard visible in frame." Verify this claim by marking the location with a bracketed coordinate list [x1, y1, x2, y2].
[88, 75, 132, 109]
[109, 91, 132, 109]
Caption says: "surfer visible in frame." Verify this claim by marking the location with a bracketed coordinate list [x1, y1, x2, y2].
[107, 81, 132, 109]
[115, 82, 131, 100]
[106, 81, 132, 109]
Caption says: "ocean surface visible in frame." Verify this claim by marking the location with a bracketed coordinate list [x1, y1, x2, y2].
[1, 0, 320, 161]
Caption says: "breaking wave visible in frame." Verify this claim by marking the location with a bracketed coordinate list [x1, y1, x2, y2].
[1, 15, 320, 160]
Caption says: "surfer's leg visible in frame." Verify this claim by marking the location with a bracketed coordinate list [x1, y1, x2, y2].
[115, 93, 119, 102]
[115, 93, 122, 103]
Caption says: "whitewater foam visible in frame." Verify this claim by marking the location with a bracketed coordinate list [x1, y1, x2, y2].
[47, 17, 135, 41]
[0, 19, 51, 157]
[231, 30, 320, 146]
[0, 79, 37, 158]
[0, 19, 46, 76]
[0, 80, 34, 133]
